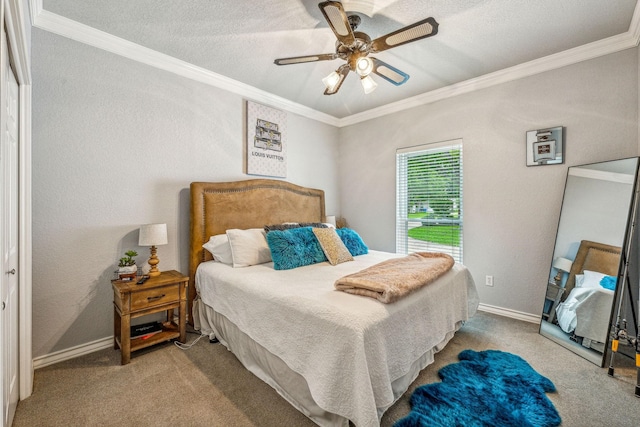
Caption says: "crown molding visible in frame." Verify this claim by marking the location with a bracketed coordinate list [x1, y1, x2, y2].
[629, 0, 640, 45]
[31, 0, 640, 129]
[339, 30, 640, 127]
[5, 0, 32, 83]
[569, 166, 635, 184]
[30, 3, 340, 127]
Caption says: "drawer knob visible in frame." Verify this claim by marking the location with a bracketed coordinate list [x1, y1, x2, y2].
[147, 294, 165, 302]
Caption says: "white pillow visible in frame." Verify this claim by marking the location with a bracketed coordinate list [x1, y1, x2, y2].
[581, 270, 607, 289]
[574, 274, 584, 288]
[226, 228, 272, 268]
[202, 234, 233, 265]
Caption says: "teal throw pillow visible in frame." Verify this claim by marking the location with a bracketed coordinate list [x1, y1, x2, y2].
[336, 228, 368, 256]
[266, 227, 327, 270]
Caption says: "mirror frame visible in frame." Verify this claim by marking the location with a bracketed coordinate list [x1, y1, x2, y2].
[539, 157, 640, 366]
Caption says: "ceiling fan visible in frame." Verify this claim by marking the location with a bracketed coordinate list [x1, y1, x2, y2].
[274, 1, 439, 95]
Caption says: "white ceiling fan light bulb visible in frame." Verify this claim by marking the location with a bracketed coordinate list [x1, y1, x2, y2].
[322, 71, 341, 92]
[355, 57, 374, 76]
[360, 75, 378, 94]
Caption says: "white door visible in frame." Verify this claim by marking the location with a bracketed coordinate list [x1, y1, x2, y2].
[1, 24, 19, 427]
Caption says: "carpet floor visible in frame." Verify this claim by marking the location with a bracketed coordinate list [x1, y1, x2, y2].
[13, 311, 639, 426]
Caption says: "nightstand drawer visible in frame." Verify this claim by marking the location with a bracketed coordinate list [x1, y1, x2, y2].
[130, 286, 179, 311]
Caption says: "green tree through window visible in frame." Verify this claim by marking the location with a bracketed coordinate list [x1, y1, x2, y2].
[397, 141, 463, 262]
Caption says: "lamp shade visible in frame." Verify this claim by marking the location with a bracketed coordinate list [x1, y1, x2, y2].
[360, 75, 378, 94]
[139, 223, 168, 246]
[325, 215, 337, 227]
[322, 71, 340, 92]
[552, 257, 573, 273]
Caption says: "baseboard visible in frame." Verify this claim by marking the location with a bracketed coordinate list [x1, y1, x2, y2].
[477, 303, 541, 324]
[33, 336, 113, 369]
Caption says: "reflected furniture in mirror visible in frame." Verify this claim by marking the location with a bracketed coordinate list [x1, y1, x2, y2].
[542, 257, 573, 324]
[539, 157, 639, 367]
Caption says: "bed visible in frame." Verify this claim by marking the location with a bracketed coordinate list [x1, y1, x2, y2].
[188, 179, 479, 427]
[554, 240, 620, 347]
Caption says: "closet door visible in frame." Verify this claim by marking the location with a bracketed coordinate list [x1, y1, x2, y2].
[1, 24, 20, 427]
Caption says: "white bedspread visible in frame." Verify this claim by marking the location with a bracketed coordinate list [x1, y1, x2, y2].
[555, 287, 614, 343]
[196, 250, 478, 427]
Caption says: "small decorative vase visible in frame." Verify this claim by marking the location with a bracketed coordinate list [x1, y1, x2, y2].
[118, 265, 137, 281]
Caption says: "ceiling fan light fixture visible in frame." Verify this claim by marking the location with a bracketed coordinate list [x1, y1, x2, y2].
[355, 57, 374, 76]
[360, 75, 378, 94]
[322, 70, 341, 92]
[275, 2, 438, 95]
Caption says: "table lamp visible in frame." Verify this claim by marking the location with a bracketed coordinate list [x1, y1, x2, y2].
[552, 257, 573, 285]
[139, 223, 168, 277]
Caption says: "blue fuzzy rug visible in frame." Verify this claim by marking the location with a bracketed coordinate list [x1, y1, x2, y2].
[395, 350, 561, 427]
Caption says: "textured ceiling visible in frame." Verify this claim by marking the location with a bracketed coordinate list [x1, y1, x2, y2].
[43, 0, 638, 119]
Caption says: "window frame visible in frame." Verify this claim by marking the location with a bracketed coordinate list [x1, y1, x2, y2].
[396, 139, 463, 263]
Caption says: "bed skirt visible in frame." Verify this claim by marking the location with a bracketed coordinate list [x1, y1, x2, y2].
[194, 297, 462, 427]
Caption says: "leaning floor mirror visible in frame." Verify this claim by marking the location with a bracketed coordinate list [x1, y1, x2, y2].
[539, 157, 639, 366]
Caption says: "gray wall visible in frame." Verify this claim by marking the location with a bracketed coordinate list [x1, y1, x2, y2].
[337, 48, 639, 316]
[31, 29, 340, 357]
[31, 26, 640, 358]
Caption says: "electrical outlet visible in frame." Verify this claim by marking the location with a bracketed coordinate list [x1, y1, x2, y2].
[485, 275, 494, 287]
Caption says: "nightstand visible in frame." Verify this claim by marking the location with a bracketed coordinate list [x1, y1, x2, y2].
[542, 282, 564, 324]
[112, 270, 188, 364]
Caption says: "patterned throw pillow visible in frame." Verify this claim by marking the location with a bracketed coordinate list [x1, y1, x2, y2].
[312, 228, 354, 266]
[264, 222, 327, 232]
[336, 228, 369, 256]
[264, 223, 301, 232]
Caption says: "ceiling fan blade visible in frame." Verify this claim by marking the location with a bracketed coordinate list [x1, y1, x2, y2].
[324, 64, 350, 95]
[274, 53, 337, 65]
[370, 57, 409, 86]
[371, 17, 439, 53]
[319, 1, 355, 46]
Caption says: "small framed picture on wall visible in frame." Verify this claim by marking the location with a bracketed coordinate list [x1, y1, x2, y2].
[246, 101, 287, 178]
[526, 126, 564, 166]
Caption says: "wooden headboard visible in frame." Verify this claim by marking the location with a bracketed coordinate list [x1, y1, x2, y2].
[562, 240, 621, 301]
[188, 179, 326, 323]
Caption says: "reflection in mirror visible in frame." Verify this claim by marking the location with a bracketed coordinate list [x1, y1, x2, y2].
[539, 157, 639, 366]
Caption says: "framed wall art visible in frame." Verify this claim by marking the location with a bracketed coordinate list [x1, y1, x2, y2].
[246, 101, 287, 178]
[526, 126, 564, 166]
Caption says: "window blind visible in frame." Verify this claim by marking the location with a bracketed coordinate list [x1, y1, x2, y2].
[396, 139, 463, 263]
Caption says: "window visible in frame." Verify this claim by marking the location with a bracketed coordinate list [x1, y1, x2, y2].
[396, 140, 463, 263]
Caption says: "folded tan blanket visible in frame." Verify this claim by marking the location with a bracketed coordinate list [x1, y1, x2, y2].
[334, 252, 455, 303]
